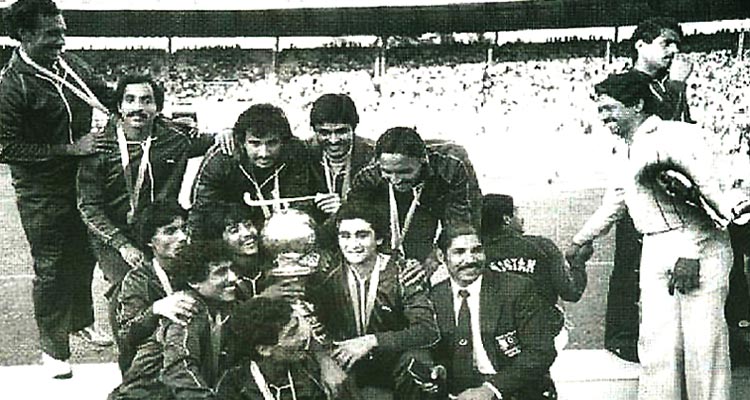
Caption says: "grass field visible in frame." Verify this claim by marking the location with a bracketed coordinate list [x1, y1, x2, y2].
[0, 161, 617, 366]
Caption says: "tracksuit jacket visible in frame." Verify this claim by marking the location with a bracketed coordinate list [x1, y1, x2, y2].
[77, 114, 212, 251]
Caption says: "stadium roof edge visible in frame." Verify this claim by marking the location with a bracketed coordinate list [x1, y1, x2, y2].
[1, 1, 747, 37]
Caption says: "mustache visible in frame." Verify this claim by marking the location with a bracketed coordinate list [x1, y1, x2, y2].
[602, 118, 617, 124]
[126, 111, 149, 119]
[456, 261, 483, 272]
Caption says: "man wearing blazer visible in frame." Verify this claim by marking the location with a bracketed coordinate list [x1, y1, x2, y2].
[428, 224, 561, 400]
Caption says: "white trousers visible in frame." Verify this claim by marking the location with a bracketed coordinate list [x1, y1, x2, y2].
[638, 227, 732, 400]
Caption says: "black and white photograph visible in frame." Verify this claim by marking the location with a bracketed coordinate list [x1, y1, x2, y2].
[0, 0, 749, 398]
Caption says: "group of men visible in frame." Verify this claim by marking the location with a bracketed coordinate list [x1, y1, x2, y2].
[1, 1, 750, 400]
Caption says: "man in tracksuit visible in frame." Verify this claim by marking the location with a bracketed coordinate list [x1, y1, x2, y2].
[306, 93, 375, 216]
[0, 0, 114, 378]
[188, 104, 324, 238]
[346, 127, 478, 262]
[77, 74, 214, 344]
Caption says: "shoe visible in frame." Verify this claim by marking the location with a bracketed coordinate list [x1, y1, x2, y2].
[41, 352, 72, 379]
[606, 344, 640, 363]
[72, 325, 113, 347]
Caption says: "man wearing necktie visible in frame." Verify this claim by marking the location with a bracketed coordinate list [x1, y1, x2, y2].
[0, 0, 116, 378]
[425, 225, 560, 400]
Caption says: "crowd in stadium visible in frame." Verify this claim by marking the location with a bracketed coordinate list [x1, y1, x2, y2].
[2, 1, 750, 400]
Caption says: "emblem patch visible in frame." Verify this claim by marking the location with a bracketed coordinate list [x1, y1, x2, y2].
[495, 330, 521, 357]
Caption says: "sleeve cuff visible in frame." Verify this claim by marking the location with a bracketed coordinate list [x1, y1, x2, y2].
[482, 382, 503, 399]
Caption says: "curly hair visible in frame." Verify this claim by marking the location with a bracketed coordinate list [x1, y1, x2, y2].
[173, 240, 234, 285]
[4, 0, 60, 41]
[229, 297, 293, 360]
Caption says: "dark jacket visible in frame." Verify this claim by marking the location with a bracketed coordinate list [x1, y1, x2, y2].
[109, 262, 171, 400]
[630, 69, 692, 123]
[308, 254, 440, 384]
[430, 271, 560, 399]
[78, 115, 212, 250]
[216, 357, 327, 400]
[307, 135, 375, 198]
[0, 49, 110, 206]
[188, 137, 321, 238]
[484, 228, 587, 305]
[347, 151, 476, 261]
[159, 289, 232, 400]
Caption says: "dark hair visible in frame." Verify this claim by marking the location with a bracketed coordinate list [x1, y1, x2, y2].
[4, 0, 60, 41]
[437, 224, 479, 253]
[229, 297, 293, 360]
[193, 203, 256, 241]
[481, 194, 514, 238]
[135, 201, 187, 251]
[335, 198, 389, 242]
[114, 74, 165, 113]
[631, 17, 683, 58]
[375, 127, 427, 160]
[173, 240, 234, 285]
[594, 72, 651, 108]
[310, 93, 359, 129]
[233, 104, 292, 144]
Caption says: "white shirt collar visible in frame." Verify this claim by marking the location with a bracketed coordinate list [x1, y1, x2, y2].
[449, 274, 483, 300]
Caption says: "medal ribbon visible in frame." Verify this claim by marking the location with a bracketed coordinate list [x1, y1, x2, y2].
[151, 258, 174, 295]
[347, 254, 386, 336]
[250, 361, 298, 400]
[239, 164, 286, 219]
[322, 155, 352, 201]
[116, 124, 155, 224]
[388, 184, 423, 256]
[19, 48, 108, 114]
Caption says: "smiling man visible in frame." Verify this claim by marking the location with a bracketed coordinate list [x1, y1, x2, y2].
[77, 74, 217, 347]
[0, 0, 117, 378]
[566, 72, 750, 400]
[307, 93, 375, 215]
[308, 198, 439, 400]
[160, 240, 239, 399]
[425, 224, 560, 400]
[601, 17, 695, 363]
[346, 127, 477, 261]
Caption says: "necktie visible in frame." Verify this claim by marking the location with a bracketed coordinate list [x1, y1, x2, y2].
[451, 289, 475, 394]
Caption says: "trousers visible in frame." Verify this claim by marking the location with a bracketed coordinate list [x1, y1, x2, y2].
[638, 227, 731, 400]
[16, 193, 96, 360]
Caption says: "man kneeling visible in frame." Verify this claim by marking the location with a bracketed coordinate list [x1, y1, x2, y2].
[424, 225, 561, 400]
[308, 198, 440, 400]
